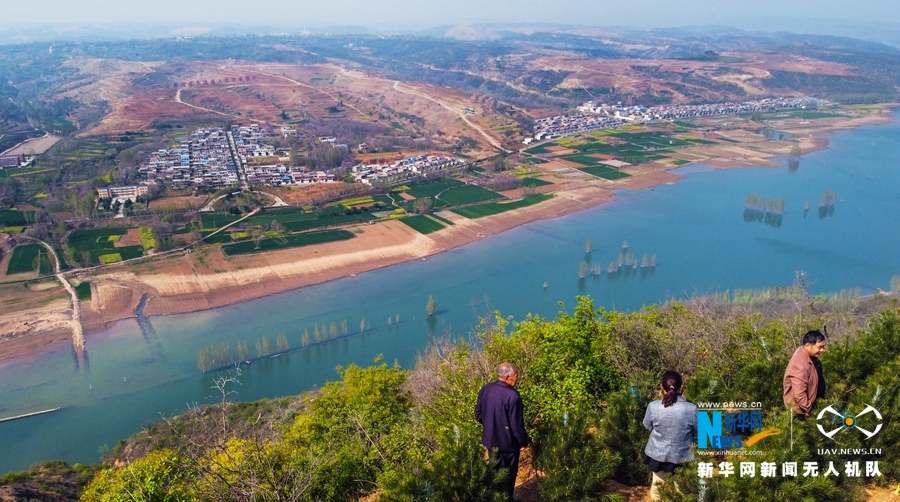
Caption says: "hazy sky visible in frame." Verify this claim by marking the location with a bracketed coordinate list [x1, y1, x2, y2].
[4, 0, 898, 30]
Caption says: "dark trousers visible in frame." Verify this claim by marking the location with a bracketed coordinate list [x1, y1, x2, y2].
[490, 449, 520, 502]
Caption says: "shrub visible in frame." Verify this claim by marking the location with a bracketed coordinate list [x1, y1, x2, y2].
[532, 412, 622, 501]
[81, 449, 194, 502]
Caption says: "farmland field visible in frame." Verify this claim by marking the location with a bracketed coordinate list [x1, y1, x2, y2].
[75, 282, 92, 301]
[399, 215, 445, 234]
[437, 185, 502, 206]
[222, 229, 355, 255]
[200, 213, 244, 229]
[404, 179, 464, 198]
[282, 212, 374, 232]
[67, 227, 142, 265]
[0, 209, 35, 226]
[6, 243, 53, 275]
[578, 167, 632, 180]
[523, 177, 553, 187]
[451, 194, 553, 219]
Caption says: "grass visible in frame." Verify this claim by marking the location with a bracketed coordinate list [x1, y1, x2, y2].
[437, 185, 503, 206]
[451, 194, 553, 219]
[6, 244, 53, 275]
[222, 229, 355, 255]
[400, 215, 445, 234]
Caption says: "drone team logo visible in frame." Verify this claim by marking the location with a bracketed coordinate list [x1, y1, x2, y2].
[816, 404, 882, 439]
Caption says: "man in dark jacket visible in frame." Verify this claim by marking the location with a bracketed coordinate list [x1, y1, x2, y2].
[475, 362, 530, 502]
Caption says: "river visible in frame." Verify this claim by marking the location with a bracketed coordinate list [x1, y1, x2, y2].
[1, 113, 899, 474]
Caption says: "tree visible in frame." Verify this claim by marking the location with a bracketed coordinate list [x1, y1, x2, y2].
[414, 196, 433, 214]
[426, 295, 437, 316]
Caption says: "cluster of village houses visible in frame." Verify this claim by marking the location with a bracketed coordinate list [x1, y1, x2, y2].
[134, 124, 344, 191]
[118, 124, 465, 196]
[528, 97, 813, 142]
[138, 126, 241, 190]
[351, 155, 465, 185]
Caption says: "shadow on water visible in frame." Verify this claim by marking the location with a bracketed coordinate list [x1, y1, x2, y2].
[135, 294, 166, 362]
[744, 208, 783, 228]
[763, 213, 783, 228]
[72, 346, 89, 373]
[744, 208, 765, 223]
[819, 205, 836, 219]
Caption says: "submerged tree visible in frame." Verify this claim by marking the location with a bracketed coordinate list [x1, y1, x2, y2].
[788, 143, 801, 172]
[426, 295, 437, 316]
[578, 261, 589, 279]
[584, 239, 593, 254]
[276, 332, 289, 351]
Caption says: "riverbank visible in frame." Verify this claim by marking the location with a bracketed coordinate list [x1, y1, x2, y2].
[0, 108, 893, 365]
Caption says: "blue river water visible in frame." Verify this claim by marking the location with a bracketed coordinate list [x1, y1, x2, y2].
[1, 113, 899, 473]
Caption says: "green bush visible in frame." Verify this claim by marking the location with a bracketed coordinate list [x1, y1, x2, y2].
[81, 449, 194, 502]
[532, 413, 622, 501]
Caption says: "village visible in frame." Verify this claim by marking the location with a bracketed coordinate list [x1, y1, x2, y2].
[529, 97, 813, 141]
[114, 123, 467, 201]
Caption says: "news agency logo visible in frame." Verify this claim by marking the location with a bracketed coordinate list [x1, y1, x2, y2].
[698, 408, 780, 449]
[816, 404, 883, 440]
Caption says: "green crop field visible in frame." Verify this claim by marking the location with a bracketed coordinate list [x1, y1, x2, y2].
[67, 227, 141, 266]
[578, 167, 632, 180]
[524, 144, 554, 155]
[222, 229, 355, 256]
[75, 282, 92, 301]
[437, 185, 502, 205]
[404, 179, 464, 198]
[201, 231, 234, 244]
[559, 154, 603, 166]
[200, 213, 244, 229]
[523, 177, 553, 187]
[399, 215, 445, 234]
[451, 194, 553, 219]
[429, 213, 455, 226]
[68, 228, 129, 249]
[0, 209, 35, 226]
[282, 212, 373, 232]
[246, 209, 317, 226]
[671, 159, 692, 166]
[6, 243, 53, 275]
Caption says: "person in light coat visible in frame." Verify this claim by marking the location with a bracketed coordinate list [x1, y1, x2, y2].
[643, 370, 697, 502]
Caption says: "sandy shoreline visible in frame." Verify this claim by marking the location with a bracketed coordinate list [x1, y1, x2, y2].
[0, 110, 894, 364]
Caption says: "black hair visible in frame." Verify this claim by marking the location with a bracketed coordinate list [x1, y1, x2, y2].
[802, 330, 826, 345]
[661, 370, 683, 408]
